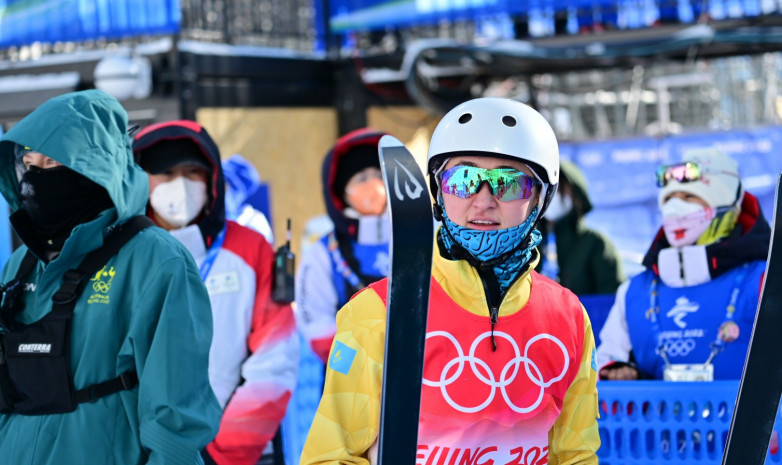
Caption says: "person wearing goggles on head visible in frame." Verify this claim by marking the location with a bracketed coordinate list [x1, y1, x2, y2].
[596, 148, 770, 381]
[133, 121, 298, 465]
[539, 159, 625, 295]
[0, 90, 221, 464]
[301, 98, 600, 465]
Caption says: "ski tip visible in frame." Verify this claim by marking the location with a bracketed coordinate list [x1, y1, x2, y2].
[379, 135, 405, 150]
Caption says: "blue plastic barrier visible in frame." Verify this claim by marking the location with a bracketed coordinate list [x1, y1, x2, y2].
[597, 380, 782, 464]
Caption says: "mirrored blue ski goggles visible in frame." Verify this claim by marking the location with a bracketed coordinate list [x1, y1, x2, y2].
[440, 165, 540, 201]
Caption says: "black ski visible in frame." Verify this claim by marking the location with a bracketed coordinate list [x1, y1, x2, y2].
[723, 171, 782, 465]
[376, 135, 434, 465]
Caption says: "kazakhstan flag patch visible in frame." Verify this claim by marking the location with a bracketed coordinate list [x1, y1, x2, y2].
[329, 340, 357, 375]
[591, 347, 597, 371]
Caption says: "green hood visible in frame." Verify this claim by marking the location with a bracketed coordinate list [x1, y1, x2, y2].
[0, 89, 148, 222]
[560, 159, 593, 217]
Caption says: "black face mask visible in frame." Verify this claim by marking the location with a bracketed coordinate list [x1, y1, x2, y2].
[19, 166, 113, 239]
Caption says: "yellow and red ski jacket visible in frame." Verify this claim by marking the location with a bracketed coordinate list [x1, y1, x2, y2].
[301, 248, 600, 465]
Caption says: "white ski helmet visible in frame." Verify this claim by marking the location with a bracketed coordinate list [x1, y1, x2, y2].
[427, 97, 559, 218]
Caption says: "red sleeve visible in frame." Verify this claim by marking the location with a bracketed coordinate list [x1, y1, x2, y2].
[207, 221, 298, 465]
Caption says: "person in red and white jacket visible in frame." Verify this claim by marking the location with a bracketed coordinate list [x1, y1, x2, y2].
[133, 120, 298, 465]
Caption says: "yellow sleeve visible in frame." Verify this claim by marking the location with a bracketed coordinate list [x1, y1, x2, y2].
[300, 287, 387, 465]
[548, 307, 601, 465]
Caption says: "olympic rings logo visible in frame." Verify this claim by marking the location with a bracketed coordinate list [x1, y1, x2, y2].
[662, 338, 696, 357]
[422, 330, 569, 414]
[93, 281, 111, 293]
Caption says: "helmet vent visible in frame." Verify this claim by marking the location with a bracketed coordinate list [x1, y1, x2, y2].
[458, 113, 472, 124]
[502, 115, 517, 127]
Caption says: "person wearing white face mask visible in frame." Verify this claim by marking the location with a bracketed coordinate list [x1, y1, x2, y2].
[134, 121, 299, 465]
[146, 147, 210, 229]
[596, 148, 770, 381]
[540, 159, 624, 295]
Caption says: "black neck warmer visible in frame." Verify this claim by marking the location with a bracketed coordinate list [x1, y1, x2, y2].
[15, 166, 113, 256]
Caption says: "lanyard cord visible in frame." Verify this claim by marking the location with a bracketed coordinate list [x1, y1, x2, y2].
[327, 232, 364, 290]
[648, 263, 749, 367]
[200, 227, 227, 281]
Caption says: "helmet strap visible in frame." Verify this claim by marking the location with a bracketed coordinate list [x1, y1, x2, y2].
[432, 203, 444, 222]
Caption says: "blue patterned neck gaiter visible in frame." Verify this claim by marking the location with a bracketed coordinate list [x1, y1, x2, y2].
[438, 199, 542, 294]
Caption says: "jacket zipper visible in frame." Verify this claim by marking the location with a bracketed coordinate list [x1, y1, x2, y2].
[478, 267, 502, 351]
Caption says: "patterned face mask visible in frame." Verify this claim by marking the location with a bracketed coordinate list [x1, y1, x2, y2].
[438, 197, 542, 292]
[661, 197, 715, 248]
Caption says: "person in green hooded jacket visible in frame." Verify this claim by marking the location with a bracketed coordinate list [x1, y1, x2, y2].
[0, 90, 221, 464]
[539, 159, 624, 295]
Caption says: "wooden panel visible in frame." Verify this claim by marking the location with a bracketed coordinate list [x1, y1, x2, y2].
[196, 105, 440, 256]
[197, 107, 338, 255]
[367, 106, 440, 172]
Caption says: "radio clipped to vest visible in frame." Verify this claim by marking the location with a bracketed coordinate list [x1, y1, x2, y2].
[0, 216, 152, 415]
[272, 218, 295, 304]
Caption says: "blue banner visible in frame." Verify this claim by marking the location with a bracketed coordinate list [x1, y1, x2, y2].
[573, 136, 664, 207]
[665, 128, 782, 198]
[328, 0, 521, 33]
[0, 0, 181, 48]
[321, 0, 771, 35]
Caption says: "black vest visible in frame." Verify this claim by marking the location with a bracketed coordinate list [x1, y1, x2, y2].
[0, 216, 152, 415]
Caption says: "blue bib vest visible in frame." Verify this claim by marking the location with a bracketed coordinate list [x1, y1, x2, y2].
[625, 260, 765, 379]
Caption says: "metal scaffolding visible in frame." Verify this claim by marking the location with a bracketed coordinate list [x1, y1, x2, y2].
[179, 0, 317, 51]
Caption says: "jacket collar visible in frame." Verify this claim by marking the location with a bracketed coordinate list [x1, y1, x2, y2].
[433, 233, 539, 318]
